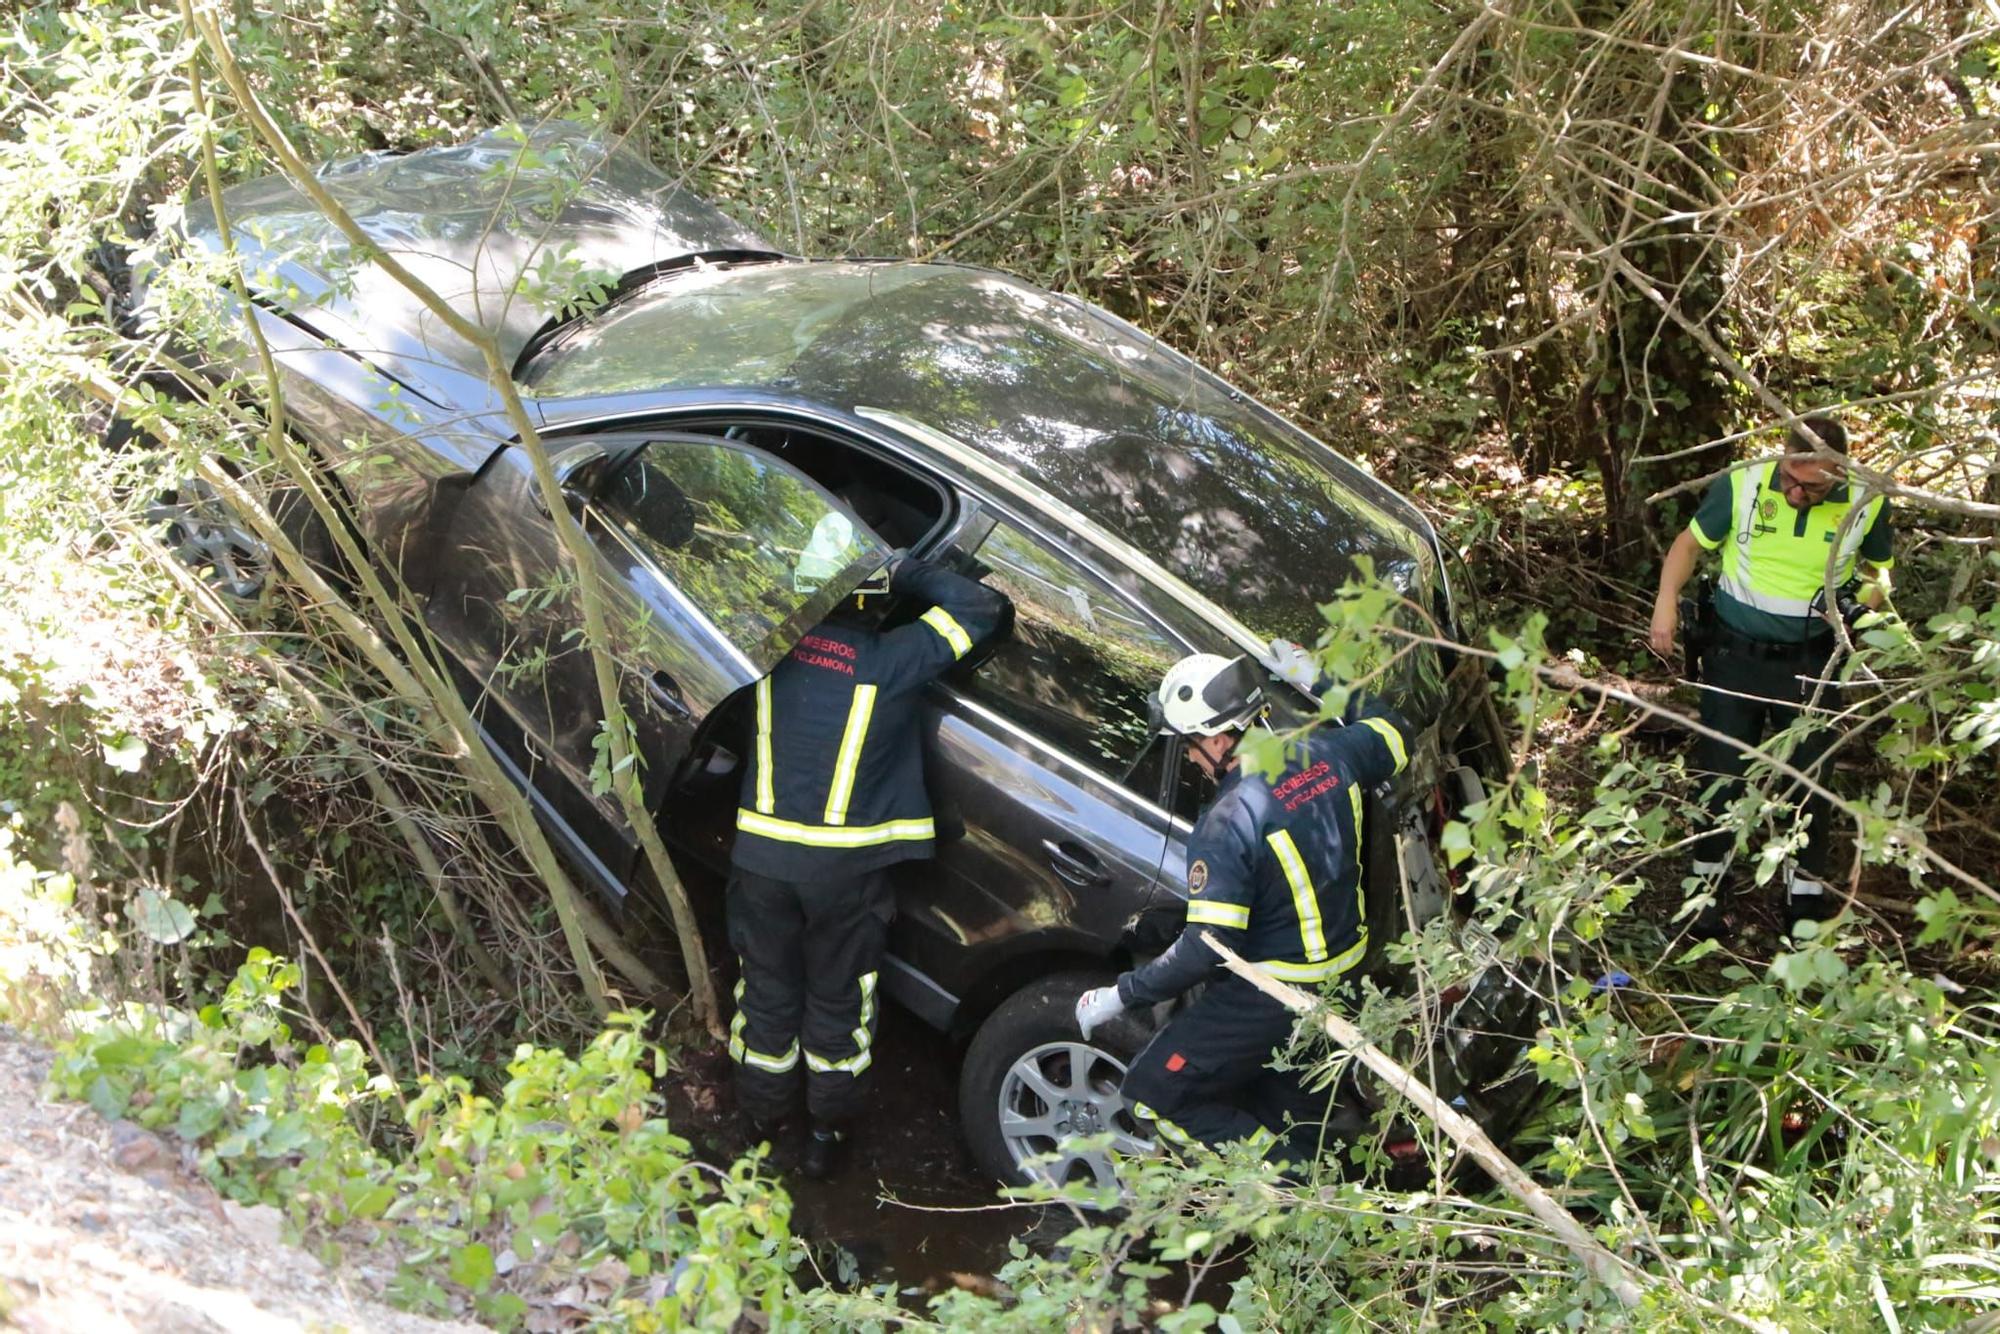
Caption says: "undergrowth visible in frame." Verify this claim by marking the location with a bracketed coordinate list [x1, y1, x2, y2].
[49, 952, 802, 1328]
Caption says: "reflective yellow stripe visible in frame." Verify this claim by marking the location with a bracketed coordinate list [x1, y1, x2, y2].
[807, 971, 880, 1076]
[920, 605, 974, 658]
[823, 684, 877, 825]
[753, 677, 775, 815]
[1186, 900, 1250, 929]
[736, 1040, 799, 1073]
[850, 970, 877, 1051]
[1132, 1102, 1200, 1149]
[736, 809, 935, 847]
[1133, 1102, 1273, 1155]
[1359, 717, 1407, 775]
[1350, 784, 1366, 927]
[1258, 937, 1364, 983]
[1267, 830, 1328, 962]
[1352, 784, 1368, 960]
[727, 980, 798, 1073]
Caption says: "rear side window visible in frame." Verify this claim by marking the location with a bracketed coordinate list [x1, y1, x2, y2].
[593, 438, 888, 667]
[964, 517, 1180, 778]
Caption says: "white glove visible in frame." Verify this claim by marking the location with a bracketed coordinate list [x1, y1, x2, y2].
[1074, 986, 1126, 1041]
[1267, 638, 1319, 692]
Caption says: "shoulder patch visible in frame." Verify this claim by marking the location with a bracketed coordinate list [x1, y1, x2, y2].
[1187, 860, 1209, 894]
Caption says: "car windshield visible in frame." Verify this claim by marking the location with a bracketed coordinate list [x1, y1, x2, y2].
[524, 263, 937, 397]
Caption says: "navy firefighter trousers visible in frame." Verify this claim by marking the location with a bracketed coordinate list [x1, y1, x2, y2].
[726, 867, 894, 1127]
[1121, 974, 1356, 1165]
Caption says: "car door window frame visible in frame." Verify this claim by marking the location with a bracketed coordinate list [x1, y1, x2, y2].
[946, 499, 1198, 816]
[529, 409, 1214, 827]
[577, 431, 890, 674]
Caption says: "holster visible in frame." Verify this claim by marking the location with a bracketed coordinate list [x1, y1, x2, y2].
[1679, 576, 1716, 682]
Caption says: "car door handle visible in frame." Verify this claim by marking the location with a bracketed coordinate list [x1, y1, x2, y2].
[646, 669, 693, 721]
[1043, 839, 1110, 888]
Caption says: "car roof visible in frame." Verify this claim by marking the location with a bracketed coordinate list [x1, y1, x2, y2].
[526, 259, 1443, 650]
[178, 120, 778, 409]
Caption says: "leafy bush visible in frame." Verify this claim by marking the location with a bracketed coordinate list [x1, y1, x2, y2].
[49, 951, 805, 1328]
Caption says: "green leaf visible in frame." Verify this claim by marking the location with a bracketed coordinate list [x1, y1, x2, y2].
[131, 889, 197, 944]
[450, 1242, 497, 1292]
[1439, 820, 1473, 867]
[87, 1074, 128, 1119]
[1678, 937, 1721, 964]
[102, 734, 147, 773]
[343, 1181, 396, 1218]
[176, 1096, 225, 1141]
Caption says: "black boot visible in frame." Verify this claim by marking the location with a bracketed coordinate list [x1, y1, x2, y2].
[801, 1124, 848, 1181]
[1685, 860, 1733, 941]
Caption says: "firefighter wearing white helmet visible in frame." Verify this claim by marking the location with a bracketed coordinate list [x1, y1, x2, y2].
[1157, 652, 1269, 735]
[1075, 641, 1413, 1166]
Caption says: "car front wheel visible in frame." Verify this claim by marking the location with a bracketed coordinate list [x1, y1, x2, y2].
[146, 476, 272, 601]
[958, 971, 1156, 1191]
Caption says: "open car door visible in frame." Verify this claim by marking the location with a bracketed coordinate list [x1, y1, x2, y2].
[428, 431, 889, 900]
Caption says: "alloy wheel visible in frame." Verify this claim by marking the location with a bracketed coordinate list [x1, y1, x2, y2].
[146, 479, 270, 601]
[995, 1039, 1155, 1191]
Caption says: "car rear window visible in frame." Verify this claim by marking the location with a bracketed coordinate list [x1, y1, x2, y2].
[963, 516, 1180, 777]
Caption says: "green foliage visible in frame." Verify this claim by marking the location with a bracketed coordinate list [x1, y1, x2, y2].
[49, 953, 807, 1328]
[4, 0, 1999, 1326]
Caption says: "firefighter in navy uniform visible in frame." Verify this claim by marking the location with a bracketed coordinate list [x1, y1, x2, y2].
[1075, 648, 1412, 1164]
[727, 528, 1008, 1179]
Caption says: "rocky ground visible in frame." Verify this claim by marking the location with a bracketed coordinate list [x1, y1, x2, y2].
[0, 1026, 478, 1334]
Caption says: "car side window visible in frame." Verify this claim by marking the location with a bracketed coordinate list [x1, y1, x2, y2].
[964, 517, 1180, 781]
[592, 438, 888, 666]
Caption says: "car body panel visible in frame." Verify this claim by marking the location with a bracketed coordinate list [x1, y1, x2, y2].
[893, 690, 1175, 1006]
[427, 442, 731, 875]
[246, 304, 516, 594]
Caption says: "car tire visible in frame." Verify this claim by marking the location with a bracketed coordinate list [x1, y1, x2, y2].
[958, 970, 1156, 1192]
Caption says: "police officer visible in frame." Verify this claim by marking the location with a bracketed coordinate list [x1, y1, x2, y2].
[1649, 414, 1893, 933]
[728, 528, 1009, 1178]
[1074, 647, 1412, 1164]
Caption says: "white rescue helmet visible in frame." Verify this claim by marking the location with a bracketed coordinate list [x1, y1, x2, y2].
[1157, 653, 1266, 737]
[794, 511, 892, 602]
[793, 511, 859, 594]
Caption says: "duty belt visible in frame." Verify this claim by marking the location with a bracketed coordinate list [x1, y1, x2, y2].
[1710, 623, 1834, 662]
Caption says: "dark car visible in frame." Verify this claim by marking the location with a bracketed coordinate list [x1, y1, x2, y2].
[150, 123, 1531, 1188]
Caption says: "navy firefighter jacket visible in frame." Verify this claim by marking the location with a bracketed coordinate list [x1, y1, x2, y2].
[730, 557, 1010, 882]
[1118, 699, 1413, 1008]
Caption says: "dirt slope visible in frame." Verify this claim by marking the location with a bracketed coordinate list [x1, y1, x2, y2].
[0, 1026, 479, 1333]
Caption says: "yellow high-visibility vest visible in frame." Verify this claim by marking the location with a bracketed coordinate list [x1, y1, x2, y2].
[1708, 461, 1887, 619]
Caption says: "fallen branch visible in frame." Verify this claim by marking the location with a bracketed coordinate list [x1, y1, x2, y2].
[1199, 931, 1647, 1310]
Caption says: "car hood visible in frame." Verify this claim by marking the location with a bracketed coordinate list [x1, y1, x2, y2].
[177, 121, 777, 407]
